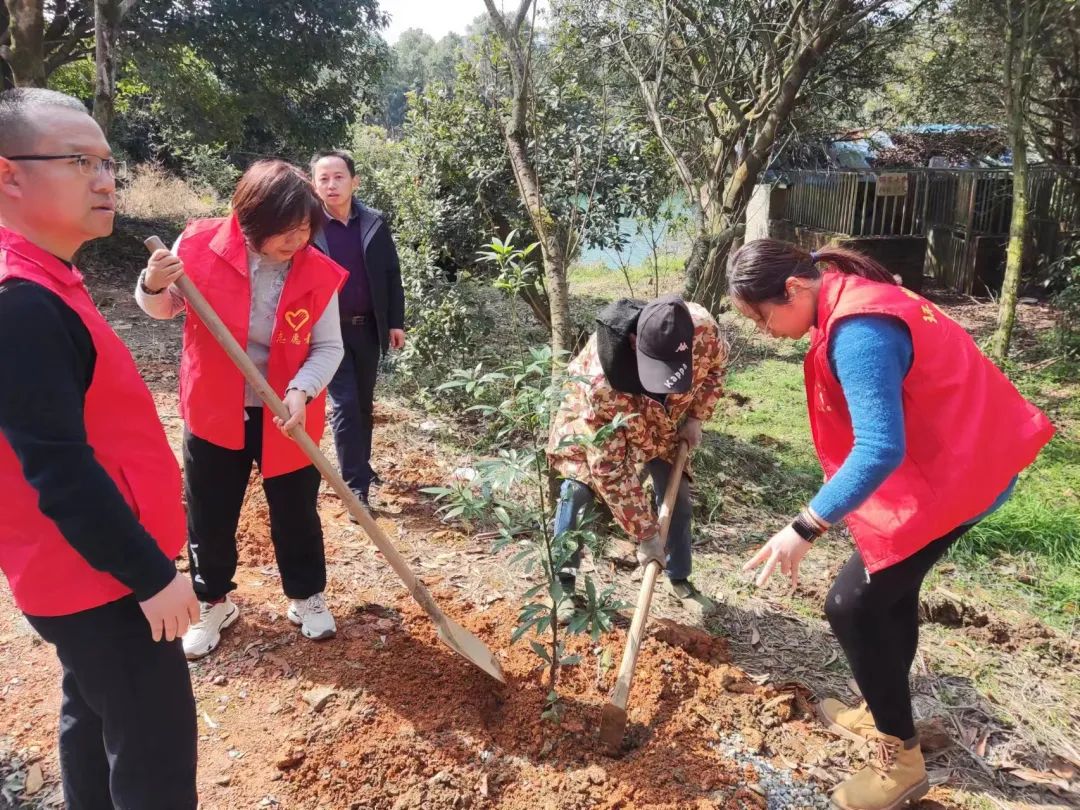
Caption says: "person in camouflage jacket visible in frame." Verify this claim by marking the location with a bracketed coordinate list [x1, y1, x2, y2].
[546, 294, 727, 619]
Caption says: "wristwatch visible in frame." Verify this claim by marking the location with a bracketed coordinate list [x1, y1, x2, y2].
[790, 509, 826, 543]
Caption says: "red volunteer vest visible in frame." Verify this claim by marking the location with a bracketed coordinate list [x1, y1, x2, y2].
[175, 216, 346, 478]
[0, 228, 185, 616]
[806, 272, 1054, 573]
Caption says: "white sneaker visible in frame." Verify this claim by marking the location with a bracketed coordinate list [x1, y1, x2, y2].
[287, 593, 336, 640]
[182, 597, 239, 660]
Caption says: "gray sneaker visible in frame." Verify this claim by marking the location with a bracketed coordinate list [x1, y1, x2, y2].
[288, 592, 337, 640]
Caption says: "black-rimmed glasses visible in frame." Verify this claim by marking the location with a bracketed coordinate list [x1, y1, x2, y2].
[4, 153, 128, 180]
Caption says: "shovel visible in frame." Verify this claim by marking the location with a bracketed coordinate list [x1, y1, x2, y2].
[143, 236, 505, 683]
[598, 440, 690, 749]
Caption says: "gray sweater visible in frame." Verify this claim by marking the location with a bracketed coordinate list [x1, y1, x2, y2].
[136, 238, 343, 407]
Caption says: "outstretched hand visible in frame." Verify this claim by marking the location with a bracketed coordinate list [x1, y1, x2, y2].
[742, 524, 812, 590]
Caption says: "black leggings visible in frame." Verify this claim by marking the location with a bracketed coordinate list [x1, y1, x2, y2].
[824, 523, 973, 741]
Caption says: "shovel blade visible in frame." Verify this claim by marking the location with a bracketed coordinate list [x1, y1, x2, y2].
[599, 701, 628, 750]
[437, 615, 506, 683]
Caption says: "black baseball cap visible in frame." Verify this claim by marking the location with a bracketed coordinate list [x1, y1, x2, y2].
[635, 294, 694, 394]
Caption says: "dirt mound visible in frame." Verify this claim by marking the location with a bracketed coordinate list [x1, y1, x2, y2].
[653, 619, 730, 664]
[964, 616, 1061, 653]
[920, 591, 990, 628]
[275, 596, 815, 810]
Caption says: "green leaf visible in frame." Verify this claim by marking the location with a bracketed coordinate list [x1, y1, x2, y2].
[529, 640, 551, 663]
[511, 619, 538, 644]
[523, 583, 545, 599]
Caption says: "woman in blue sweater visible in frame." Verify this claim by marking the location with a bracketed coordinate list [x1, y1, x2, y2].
[728, 239, 1052, 810]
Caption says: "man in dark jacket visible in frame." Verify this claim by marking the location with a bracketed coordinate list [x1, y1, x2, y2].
[311, 150, 406, 508]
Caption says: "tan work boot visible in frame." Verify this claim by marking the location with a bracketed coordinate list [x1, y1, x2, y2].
[817, 698, 878, 743]
[831, 734, 929, 810]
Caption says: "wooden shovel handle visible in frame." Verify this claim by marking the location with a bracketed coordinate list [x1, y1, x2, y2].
[608, 440, 690, 708]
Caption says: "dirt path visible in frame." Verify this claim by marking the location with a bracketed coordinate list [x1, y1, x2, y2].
[0, 283, 1075, 809]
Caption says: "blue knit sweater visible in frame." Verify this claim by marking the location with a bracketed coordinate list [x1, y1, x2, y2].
[807, 315, 1014, 525]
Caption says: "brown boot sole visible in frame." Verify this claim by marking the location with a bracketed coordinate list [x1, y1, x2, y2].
[815, 702, 874, 746]
[830, 776, 929, 810]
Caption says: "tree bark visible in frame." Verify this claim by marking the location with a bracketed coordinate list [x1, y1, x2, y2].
[682, 221, 743, 312]
[990, 0, 1036, 363]
[484, 0, 575, 366]
[3, 0, 45, 87]
[687, 17, 847, 312]
[0, 3, 13, 90]
[93, 0, 136, 134]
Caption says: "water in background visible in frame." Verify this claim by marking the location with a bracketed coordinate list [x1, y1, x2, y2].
[577, 195, 694, 268]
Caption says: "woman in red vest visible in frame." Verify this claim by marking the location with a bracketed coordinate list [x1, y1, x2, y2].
[729, 239, 1053, 810]
[136, 160, 346, 660]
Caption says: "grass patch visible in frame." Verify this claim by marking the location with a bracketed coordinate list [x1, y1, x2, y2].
[569, 254, 685, 299]
[953, 348, 1080, 622]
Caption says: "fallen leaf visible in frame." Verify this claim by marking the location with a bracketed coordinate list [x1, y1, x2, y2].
[1050, 756, 1077, 781]
[24, 764, 43, 796]
[750, 626, 760, 646]
[1007, 767, 1072, 793]
[202, 712, 219, 730]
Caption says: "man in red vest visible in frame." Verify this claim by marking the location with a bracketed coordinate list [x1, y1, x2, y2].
[0, 89, 199, 808]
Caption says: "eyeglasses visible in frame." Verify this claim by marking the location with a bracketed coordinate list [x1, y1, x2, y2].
[4, 153, 128, 180]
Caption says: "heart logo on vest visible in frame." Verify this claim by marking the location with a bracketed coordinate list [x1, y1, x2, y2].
[285, 309, 310, 331]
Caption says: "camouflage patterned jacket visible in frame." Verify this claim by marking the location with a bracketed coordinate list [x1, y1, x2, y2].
[546, 302, 727, 541]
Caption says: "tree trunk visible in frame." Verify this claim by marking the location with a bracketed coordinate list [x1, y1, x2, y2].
[93, 0, 130, 134]
[3, 0, 45, 87]
[1, 3, 13, 90]
[485, 0, 575, 368]
[503, 134, 573, 362]
[990, 149, 1027, 363]
[990, 0, 1034, 363]
[990, 107, 1029, 363]
[682, 218, 744, 314]
[685, 24, 840, 312]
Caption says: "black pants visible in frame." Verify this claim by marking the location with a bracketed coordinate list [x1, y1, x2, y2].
[327, 318, 381, 497]
[26, 597, 198, 810]
[555, 459, 694, 581]
[824, 523, 973, 741]
[184, 408, 325, 602]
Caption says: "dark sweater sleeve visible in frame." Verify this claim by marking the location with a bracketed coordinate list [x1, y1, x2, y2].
[808, 315, 913, 524]
[381, 226, 406, 330]
[0, 280, 177, 601]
